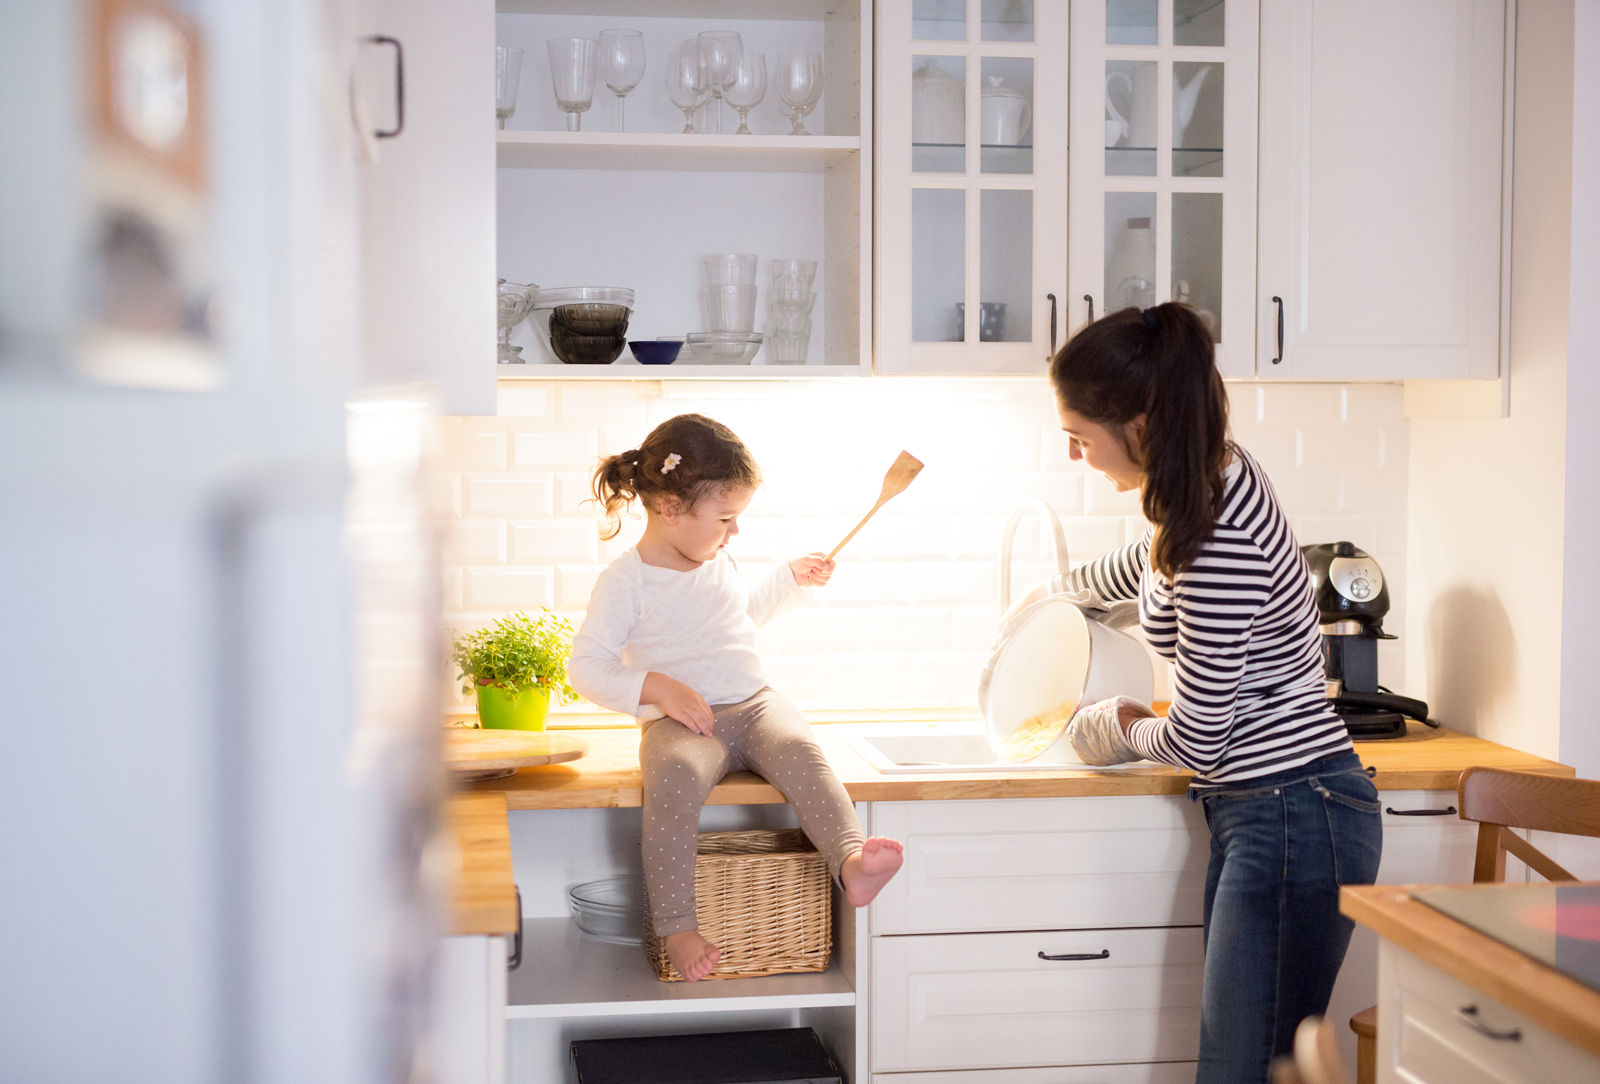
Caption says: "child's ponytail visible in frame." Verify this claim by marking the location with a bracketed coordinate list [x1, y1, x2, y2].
[588, 413, 762, 540]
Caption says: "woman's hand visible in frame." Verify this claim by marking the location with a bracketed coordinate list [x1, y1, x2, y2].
[1116, 697, 1158, 734]
[789, 552, 836, 587]
[641, 672, 715, 736]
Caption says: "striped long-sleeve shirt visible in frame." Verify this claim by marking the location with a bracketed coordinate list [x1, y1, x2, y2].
[1057, 446, 1351, 784]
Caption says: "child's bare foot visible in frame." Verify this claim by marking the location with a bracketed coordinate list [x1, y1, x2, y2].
[841, 837, 904, 908]
[663, 929, 721, 981]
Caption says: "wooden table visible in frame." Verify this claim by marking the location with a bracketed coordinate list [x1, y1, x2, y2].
[1343, 883, 1600, 1060]
[468, 724, 1572, 811]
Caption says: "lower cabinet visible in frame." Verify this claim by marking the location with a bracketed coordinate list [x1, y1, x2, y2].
[871, 927, 1203, 1073]
[873, 1066, 1196, 1084]
[1378, 941, 1600, 1083]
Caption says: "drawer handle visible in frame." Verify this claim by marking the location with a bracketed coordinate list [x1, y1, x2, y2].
[1038, 949, 1110, 962]
[1456, 1005, 1521, 1042]
[1386, 806, 1458, 816]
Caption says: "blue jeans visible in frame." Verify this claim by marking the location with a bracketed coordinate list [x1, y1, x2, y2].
[1192, 752, 1383, 1084]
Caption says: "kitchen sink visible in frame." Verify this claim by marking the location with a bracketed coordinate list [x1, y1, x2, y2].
[835, 720, 1149, 774]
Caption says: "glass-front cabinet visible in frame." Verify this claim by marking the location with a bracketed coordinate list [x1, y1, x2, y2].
[875, 0, 1069, 374]
[1068, 0, 1258, 377]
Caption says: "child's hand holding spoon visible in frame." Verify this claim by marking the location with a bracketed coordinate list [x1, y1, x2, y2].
[789, 552, 835, 587]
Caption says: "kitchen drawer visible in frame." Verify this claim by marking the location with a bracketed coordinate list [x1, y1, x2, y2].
[1373, 790, 1480, 885]
[1379, 941, 1600, 1084]
[873, 1065, 1195, 1084]
[871, 797, 1208, 934]
[871, 927, 1204, 1072]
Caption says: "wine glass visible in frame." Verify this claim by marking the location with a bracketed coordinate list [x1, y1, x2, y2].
[696, 31, 743, 134]
[666, 44, 711, 134]
[597, 30, 645, 133]
[497, 280, 539, 363]
[724, 53, 767, 136]
[775, 52, 823, 136]
[495, 46, 523, 130]
[547, 37, 599, 132]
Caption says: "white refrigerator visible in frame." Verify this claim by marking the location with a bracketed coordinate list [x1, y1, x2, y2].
[0, 1, 461, 1081]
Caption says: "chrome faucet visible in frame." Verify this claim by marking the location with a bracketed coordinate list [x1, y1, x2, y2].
[999, 498, 1071, 611]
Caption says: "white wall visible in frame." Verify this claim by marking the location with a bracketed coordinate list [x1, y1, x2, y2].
[1403, 0, 1574, 759]
[428, 377, 1409, 717]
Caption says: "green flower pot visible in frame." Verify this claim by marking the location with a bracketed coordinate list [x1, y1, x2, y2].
[476, 682, 550, 731]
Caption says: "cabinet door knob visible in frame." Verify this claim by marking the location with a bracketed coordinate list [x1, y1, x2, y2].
[366, 35, 405, 139]
[1456, 1005, 1521, 1042]
[1271, 295, 1284, 364]
[1038, 949, 1110, 961]
[1047, 293, 1058, 358]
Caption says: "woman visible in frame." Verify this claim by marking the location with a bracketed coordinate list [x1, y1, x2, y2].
[1042, 304, 1382, 1083]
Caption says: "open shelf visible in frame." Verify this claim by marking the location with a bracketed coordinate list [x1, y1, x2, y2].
[498, 364, 862, 380]
[497, 131, 861, 172]
[506, 917, 857, 1019]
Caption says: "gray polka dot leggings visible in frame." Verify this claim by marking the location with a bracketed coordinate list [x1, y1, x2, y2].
[639, 687, 866, 936]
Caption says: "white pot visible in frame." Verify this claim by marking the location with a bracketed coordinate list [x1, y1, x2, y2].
[979, 595, 1155, 765]
[980, 76, 1031, 146]
[912, 58, 964, 145]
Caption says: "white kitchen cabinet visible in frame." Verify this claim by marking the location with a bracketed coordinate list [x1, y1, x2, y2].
[874, 0, 1069, 375]
[871, 796, 1209, 934]
[1324, 789, 1484, 1072]
[873, 1067, 1196, 1084]
[1068, 0, 1260, 378]
[432, 935, 510, 1084]
[1255, 0, 1511, 380]
[1377, 940, 1600, 1083]
[357, 0, 499, 413]
[493, 1, 870, 379]
[871, 926, 1204, 1072]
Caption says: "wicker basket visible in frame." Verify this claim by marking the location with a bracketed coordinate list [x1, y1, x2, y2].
[643, 828, 832, 982]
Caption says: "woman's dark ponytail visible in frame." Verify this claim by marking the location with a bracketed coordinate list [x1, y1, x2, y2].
[1049, 303, 1230, 578]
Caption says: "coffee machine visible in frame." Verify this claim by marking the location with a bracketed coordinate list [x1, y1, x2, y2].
[1302, 541, 1432, 740]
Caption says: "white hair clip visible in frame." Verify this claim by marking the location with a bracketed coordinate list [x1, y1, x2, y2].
[660, 453, 682, 475]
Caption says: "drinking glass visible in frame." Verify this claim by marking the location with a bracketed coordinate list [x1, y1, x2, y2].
[666, 44, 711, 134]
[725, 53, 767, 135]
[547, 37, 599, 131]
[597, 30, 645, 132]
[697, 31, 743, 134]
[775, 52, 823, 135]
[495, 46, 523, 130]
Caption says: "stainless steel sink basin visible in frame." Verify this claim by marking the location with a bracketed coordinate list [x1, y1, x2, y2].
[836, 721, 1149, 774]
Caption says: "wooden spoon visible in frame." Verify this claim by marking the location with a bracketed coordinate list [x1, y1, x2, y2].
[826, 451, 926, 561]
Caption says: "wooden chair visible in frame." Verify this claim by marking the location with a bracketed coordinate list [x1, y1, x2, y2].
[1271, 1016, 1351, 1084]
[1348, 767, 1600, 1083]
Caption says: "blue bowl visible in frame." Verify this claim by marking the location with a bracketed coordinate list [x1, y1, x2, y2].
[629, 341, 681, 365]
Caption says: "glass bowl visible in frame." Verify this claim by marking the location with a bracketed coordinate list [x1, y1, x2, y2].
[548, 328, 627, 365]
[685, 331, 763, 365]
[550, 302, 631, 336]
[568, 877, 645, 945]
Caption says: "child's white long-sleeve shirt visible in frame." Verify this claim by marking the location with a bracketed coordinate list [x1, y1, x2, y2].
[569, 548, 812, 720]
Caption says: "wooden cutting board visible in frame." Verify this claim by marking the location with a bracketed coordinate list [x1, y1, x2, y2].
[443, 727, 588, 781]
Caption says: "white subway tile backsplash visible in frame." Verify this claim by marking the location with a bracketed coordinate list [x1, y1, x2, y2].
[510, 521, 598, 563]
[512, 430, 600, 470]
[442, 521, 506, 563]
[497, 386, 549, 418]
[465, 476, 551, 517]
[448, 378, 1410, 708]
[464, 567, 553, 611]
[560, 385, 648, 421]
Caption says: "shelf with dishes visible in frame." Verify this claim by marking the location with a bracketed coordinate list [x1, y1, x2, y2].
[497, 130, 860, 172]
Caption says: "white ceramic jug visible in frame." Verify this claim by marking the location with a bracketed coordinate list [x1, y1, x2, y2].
[912, 58, 964, 145]
[1173, 64, 1213, 144]
[980, 76, 1031, 146]
[1104, 70, 1131, 146]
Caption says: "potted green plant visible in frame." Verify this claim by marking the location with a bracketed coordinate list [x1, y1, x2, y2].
[451, 611, 579, 731]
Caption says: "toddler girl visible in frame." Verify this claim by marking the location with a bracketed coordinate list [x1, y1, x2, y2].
[569, 413, 904, 981]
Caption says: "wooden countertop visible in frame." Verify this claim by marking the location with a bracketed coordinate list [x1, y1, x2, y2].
[445, 790, 519, 936]
[469, 723, 1572, 811]
[1342, 883, 1600, 1058]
